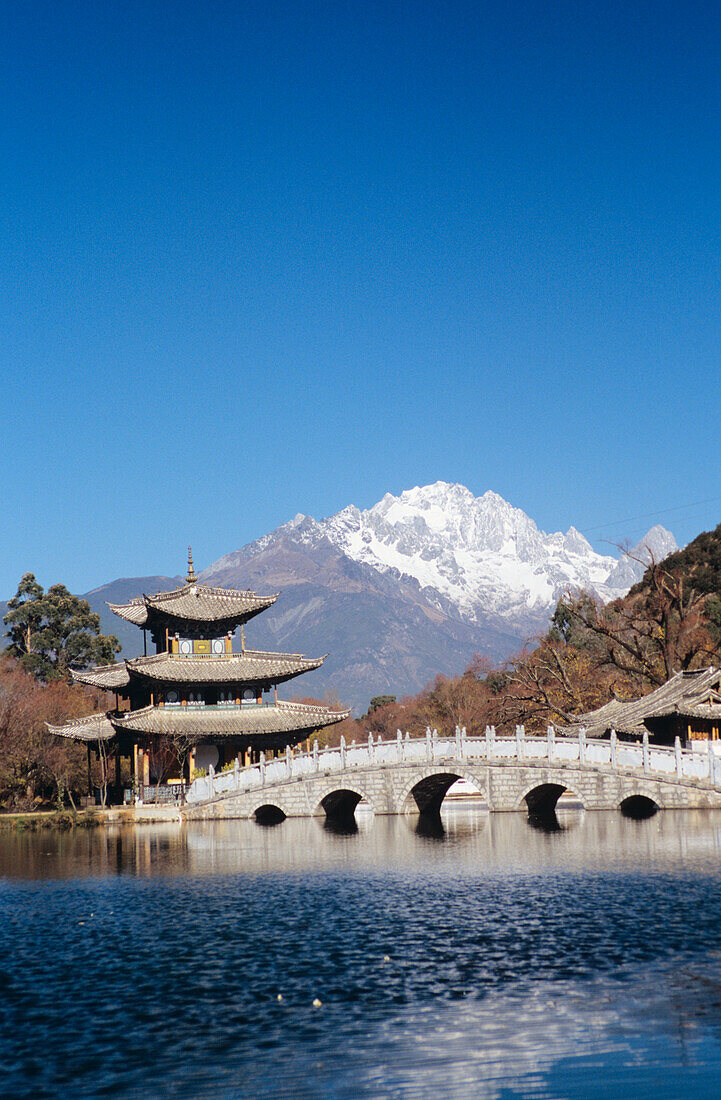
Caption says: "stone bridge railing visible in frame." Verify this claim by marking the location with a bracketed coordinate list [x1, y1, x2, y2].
[185, 726, 721, 807]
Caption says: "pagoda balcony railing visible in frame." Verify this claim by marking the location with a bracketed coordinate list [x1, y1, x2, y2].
[185, 724, 721, 806]
[169, 651, 236, 659]
[160, 701, 271, 710]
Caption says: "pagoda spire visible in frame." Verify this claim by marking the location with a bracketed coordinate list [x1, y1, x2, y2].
[186, 546, 197, 584]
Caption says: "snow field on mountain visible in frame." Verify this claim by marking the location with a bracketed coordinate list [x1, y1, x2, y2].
[203, 482, 677, 627]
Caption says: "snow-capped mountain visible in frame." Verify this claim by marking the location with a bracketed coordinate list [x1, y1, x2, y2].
[0, 483, 682, 710]
[192, 484, 679, 706]
[600, 525, 680, 594]
[319, 483, 619, 624]
[206, 482, 675, 631]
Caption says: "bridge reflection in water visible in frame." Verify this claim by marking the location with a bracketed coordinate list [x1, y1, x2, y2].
[5, 805, 721, 884]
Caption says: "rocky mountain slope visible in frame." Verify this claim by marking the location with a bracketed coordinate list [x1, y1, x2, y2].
[197, 483, 676, 708]
[204, 483, 675, 626]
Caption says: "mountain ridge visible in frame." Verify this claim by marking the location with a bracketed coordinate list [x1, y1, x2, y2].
[1, 484, 678, 710]
[202, 481, 676, 629]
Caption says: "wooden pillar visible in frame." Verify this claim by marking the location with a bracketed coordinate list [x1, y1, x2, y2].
[115, 749, 121, 793]
[86, 745, 93, 796]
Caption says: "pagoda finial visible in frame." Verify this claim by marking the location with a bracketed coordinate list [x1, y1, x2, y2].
[186, 546, 197, 584]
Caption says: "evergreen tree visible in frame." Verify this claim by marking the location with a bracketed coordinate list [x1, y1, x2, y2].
[4, 573, 121, 681]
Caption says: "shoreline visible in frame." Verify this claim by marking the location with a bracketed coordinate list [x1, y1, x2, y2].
[0, 805, 182, 830]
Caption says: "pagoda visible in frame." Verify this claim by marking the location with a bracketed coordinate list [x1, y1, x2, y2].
[48, 550, 349, 802]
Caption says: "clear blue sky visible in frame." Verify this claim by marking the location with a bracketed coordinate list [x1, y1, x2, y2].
[2, 0, 720, 595]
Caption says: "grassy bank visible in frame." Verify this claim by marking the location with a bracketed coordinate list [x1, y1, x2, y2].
[0, 808, 135, 832]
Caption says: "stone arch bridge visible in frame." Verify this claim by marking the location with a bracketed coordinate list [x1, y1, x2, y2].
[182, 726, 721, 824]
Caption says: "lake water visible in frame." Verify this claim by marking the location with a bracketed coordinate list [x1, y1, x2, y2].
[3, 804, 721, 1098]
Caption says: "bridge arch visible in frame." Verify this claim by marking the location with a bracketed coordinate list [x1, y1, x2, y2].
[620, 794, 660, 818]
[312, 780, 377, 824]
[253, 804, 287, 826]
[245, 793, 291, 823]
[519, 782, 585, 816]
[397, 768, 486, 816]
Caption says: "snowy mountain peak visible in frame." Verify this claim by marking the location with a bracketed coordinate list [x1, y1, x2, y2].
[302, 485, 568, 621]
[316, 484, 677, 624]
[202, 484, 678, 630]
[601, 525, 678, 593]
[632, 524, 678, 562]
[563, 526, 594, 554]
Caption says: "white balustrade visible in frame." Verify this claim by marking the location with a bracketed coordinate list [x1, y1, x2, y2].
[184, 721, 721, 805]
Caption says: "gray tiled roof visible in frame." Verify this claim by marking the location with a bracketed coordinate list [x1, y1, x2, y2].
[566, 667, 721, 737]
[71, 663, 130, 691]
[125, 649, 325, 685]
[70, 649, 325, 692]
[46, 712, 117, 742]
[108, 583, 278, 627]
[112, 700, 349, 738]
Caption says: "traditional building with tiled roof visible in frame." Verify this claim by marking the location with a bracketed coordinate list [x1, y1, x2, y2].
[564, 667, 721, 745]
[48, 549, 349, 803]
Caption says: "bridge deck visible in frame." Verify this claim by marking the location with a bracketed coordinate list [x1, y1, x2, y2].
[181, 727, 721, 819]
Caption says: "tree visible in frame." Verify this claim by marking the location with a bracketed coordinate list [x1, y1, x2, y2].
[498, 636, 614, 729]
[4, 573, 121, 681]
[0, 655, 108, 809]
[368, 695, 396, 713]
[497, 531, 721, 730]
[553, 547, 719, 692]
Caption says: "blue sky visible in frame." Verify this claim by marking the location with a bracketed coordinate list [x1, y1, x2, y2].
[1, 0, 720, 595]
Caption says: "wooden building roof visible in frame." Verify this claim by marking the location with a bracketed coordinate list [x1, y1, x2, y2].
[112, 700, 349, 738]
[566, 667, 721, 738]
[71, 649, 325, 692]
[46, 712, 117, 743]
[125, 649, 325, 686]
[108, 583, 278, 629]
[72, 662, 131, 691]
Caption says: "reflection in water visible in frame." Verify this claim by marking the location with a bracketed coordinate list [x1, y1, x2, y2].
[323, 815, 359, 836]
[415, 810, 446, 839]
[3, 805, 721, 880]
[4, 808, 721, 1097]
[527, 810, 563, 833]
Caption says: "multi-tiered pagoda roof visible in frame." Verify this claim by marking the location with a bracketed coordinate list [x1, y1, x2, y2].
[72, 650, 325, 692]
[108, 584, 277, 628]
[48, 550, 349, 796]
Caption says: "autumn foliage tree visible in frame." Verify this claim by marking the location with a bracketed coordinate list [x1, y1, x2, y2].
[550, 544, 721, 694]
[0, 655, 111, 809]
